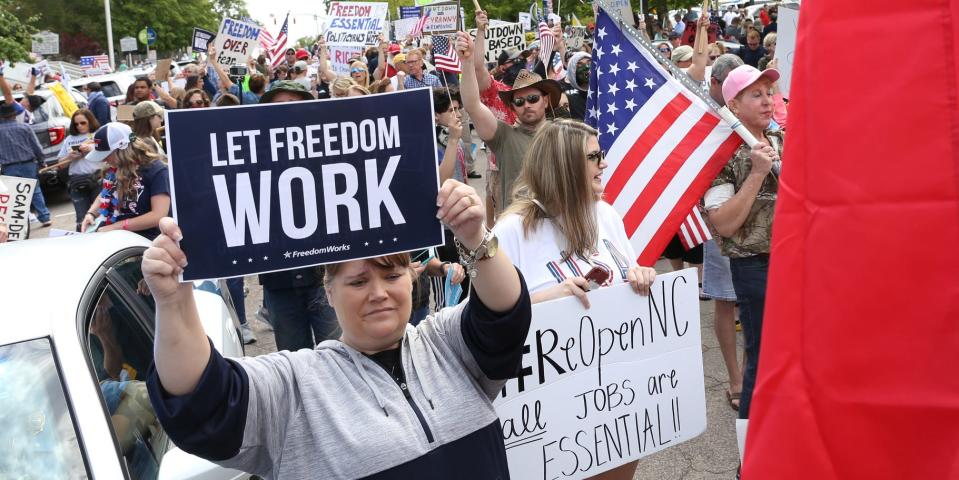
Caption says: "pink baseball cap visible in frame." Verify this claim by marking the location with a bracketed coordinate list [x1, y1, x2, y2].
[721, 65, 781, 104]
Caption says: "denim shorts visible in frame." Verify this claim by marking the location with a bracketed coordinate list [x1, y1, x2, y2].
[702, 239, 737, 301]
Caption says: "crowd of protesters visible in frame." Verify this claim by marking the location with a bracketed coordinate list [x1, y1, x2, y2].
[0, 4, 787, 478]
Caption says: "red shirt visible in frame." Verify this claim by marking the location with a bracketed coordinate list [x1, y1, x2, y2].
[478, 75, 516, 170]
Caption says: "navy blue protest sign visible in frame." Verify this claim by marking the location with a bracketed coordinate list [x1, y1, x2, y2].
[166, 88, 444, 281]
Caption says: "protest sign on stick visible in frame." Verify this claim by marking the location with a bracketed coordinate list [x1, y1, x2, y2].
[776, 5, 800, 98]
[165, 89, 445, 281]
[326, 2, 390, 46]
[213, 17, 261, 67]
[328, 44, 367, 76]
[192, 27, 216, 53]
[423, 3, 459, 34]
[0, 176, 37, 242]
[494, 269, 707, 479]
[156, 58, 172, 83]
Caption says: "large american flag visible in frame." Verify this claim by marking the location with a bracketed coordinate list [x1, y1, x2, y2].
[266, 14, 290, 68]
[587, 7, 742, 266]
[80, 55, 111, 74]
[432, 35, 461, 73]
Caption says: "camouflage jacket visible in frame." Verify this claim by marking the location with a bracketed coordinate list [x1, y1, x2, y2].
[710, 129, 784, 258]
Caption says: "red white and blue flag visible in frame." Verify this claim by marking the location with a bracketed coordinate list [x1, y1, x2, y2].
[410, 11, 431, 39]
[678, 208, 712, 250]
[80, 55, 111, 74]
[266, 14, 290, 68]
[537, 21, 555, 73]
[432, 35, 461, 74]
[586, 6, 741, 266]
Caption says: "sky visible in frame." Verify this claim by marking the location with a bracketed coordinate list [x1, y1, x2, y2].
[245, 1, 332, 44]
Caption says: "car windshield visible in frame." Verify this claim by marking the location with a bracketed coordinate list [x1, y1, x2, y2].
[0, 338, 89, 478]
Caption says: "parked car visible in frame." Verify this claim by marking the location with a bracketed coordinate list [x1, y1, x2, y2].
[70, 71, 141, 121]
[13, 86, 88, 189]
[0, 231, 250, 480]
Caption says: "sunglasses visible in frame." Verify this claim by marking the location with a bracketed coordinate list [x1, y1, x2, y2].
[586, 150, 606, 164]
[189, 99, 206, 106]
[351, 68, 366, 74]
[659, 47, 671, 53]
[511, 94, 542, 107]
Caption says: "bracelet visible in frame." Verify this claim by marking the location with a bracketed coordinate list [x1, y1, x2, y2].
[85, 212, 96, 218]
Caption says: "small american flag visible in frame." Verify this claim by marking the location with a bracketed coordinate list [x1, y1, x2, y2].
[432, 35, 461, 73]
[537, 21, 555, 73]
[410, 11, 430, 38]
[258, 26, 275, 54]
[586, 6, 742, 266]
[268, 14, 290, 68]
[678, 207, 712, 250]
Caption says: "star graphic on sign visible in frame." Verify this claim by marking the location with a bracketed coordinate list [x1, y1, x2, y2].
[393, 237, 398, 242]
[263, 256, 268, 260]
[645, 77, 657, 89]
[597, 27, 607, 40]
[608, 63, 620, 76]
[606, 123, 619, 136]
[610, 44, 622, 56]
[607, 102, 619, 115]
[247, 258, 253, 263]
[232, 260, 237, 265]
[626, 61, 639, 73]
[594, 46, 604, 59]
[378, 239, 383, 244]
[607, 82, 620, 96]
[284, 251, 291, 258]
[625, 98, 637, 111]
[364, 242, 369, 246]
[625, 79, 637, 92]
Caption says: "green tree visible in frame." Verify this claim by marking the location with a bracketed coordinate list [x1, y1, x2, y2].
[212, 0, 250, 20]
[0, 0, 38, 62]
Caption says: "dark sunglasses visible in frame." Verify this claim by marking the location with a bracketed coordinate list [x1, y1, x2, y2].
[189, 99, 206, 106]
[659, 47, 671, 53]
[586, 150, 606, 164]
[511, 94, 542, 107]
[75, 121, 88, 125]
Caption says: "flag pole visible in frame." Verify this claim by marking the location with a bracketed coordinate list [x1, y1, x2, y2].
[598, 0, 761, 149]
[696, 0, 710, 55]
[472, 0, 482, 13]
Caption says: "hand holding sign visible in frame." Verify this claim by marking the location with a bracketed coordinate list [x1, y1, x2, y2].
[436, 179, 485, 250]
[475, 9, 489, 30]
[455, 31, 474, 60]
[142, 217, 192, 304]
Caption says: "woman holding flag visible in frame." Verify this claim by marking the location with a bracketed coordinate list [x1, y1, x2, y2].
[492, 119, 656, 479]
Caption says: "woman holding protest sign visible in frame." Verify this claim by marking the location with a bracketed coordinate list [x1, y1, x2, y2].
[491, 119, 656, 480]
[141, 179, 532, 479]
[79, 122, 170, 239]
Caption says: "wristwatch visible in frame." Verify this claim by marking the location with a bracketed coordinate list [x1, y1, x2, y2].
[455, 229, 498, 279]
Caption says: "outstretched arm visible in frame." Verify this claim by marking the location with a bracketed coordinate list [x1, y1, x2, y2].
[455, 31, 499, 142]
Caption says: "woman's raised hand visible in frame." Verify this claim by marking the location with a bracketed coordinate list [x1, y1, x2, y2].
[436, 179, 485, 250]
[142, 217, 193, 304]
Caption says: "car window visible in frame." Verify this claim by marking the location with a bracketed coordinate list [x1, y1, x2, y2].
[0, 338, 90, 478]
[101, 82, 123, 98]
[107, 256, 157, 322]
[86, 286, 166, 480]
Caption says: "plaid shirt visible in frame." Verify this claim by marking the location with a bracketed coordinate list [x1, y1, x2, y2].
[0, 119, 43, 166]
[404, 72, 443, 89]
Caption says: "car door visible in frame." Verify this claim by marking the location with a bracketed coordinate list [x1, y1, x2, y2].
[79, 251, 247, 480]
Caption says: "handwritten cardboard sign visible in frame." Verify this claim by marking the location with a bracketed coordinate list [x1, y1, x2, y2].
[0, 176, 37, 242]
[325, 1, 389, 46]
[213, 17, 261, 67]
[494, 269, 707, 479]
[164, 88, 445, 281]
[328, 44, 367, 77]
[469, 23, 527, 64]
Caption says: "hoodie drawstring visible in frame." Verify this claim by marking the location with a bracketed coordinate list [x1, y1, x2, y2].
[346, 348, 390, 417]
[405, 335, 436, 410]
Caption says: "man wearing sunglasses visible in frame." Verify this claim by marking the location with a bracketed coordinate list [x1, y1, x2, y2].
[456, 31, 561, 216]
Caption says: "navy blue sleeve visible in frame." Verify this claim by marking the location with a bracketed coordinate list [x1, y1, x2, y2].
[460, 268, 532, 380]
[146, 339, 249, 461]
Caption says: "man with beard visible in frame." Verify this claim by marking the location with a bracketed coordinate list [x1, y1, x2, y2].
[558, 52, 591, 120]
[457, 29, 561, 218]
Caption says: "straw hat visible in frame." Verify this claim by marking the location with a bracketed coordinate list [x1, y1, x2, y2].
[497, 69, 562, 108]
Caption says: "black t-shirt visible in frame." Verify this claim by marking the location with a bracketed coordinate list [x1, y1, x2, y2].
[117, 161, 170, 239]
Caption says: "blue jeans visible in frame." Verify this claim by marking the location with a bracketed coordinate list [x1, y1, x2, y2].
[729, 254, 769, 419]
[225, 277, 247, 326]
[2, 162, 50, 222]
[263, 285, 339, 351]
[68, 177, 99, 231]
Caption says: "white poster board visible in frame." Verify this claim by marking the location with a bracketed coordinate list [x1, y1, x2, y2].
[776, 5, 800, 98]
[326, 2, 389, 46]
[495, 270, 707, 479]
[328, 44, 366, 76]
[518, 12, 532, 31]
[213, 17, 262, 67]
[0, 176, 37, 242]
[566, 26, 588, 51]
[422, 3, 459, 34]
[393, 17, 418, 41]
[468, 23, 527, 64]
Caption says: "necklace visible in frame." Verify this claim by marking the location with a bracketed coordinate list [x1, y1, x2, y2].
[96, 167, 121, 225]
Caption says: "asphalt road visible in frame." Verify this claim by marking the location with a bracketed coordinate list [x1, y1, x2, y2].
[28, 143, 742, 479]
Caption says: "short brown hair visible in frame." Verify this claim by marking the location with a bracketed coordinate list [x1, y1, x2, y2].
[248, 74, 267, 94]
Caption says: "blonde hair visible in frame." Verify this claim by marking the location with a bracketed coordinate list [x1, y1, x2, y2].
[112, 138, 164, 202]
[331, 76, 358, 97]
[763, 32, 777, 49]
[504, 119, 600, 260]
[349, 61, 369, 87]
[709, 42, 726, 55]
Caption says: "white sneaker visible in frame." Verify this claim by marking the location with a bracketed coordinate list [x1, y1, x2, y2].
[29, 213, 39, 224]
[240, 324, 257, 344]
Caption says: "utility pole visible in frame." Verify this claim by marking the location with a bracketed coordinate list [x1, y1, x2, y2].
[104, 0, 116, 69]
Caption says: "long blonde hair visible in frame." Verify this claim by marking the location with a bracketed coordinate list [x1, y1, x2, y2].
[112, 138, 164, 202]
[504, 119, 600, 260]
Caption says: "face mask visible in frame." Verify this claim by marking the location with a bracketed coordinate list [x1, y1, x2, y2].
[576, 64, 591, 87]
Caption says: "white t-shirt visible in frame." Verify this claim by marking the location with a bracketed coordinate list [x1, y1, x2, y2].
[57, 133, 103, 176]
[493, 201, 638, 294]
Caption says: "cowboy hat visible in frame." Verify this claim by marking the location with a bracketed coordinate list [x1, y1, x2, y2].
[498, 69, 562, 108]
